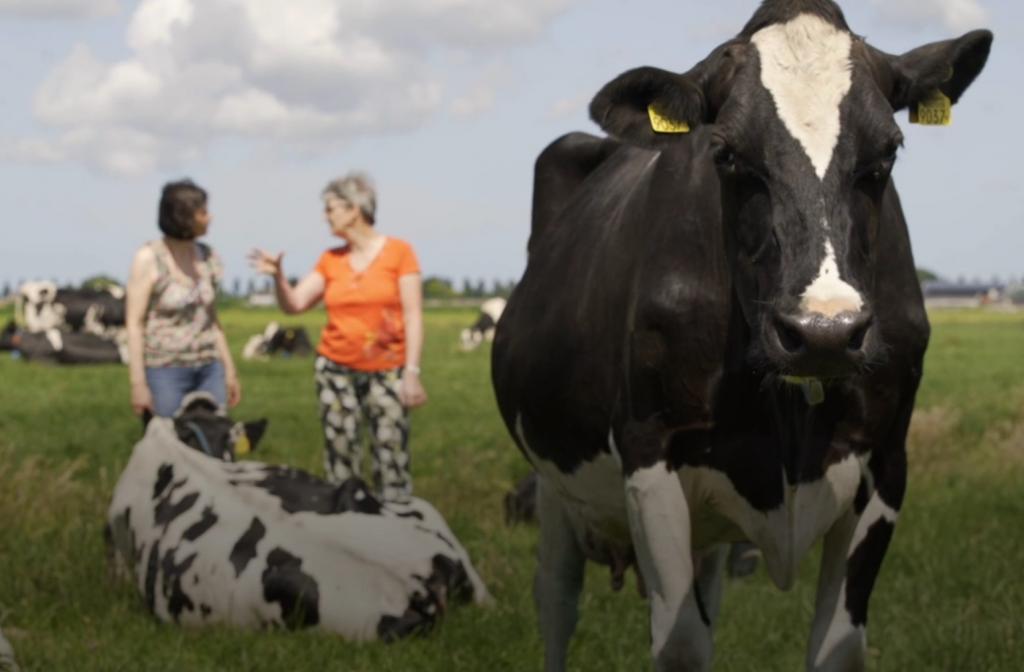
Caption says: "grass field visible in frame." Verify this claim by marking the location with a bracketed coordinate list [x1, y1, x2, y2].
[1, 306, 1022, 671]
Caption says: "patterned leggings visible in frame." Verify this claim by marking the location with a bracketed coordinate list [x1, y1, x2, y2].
[314, 356, 411, 501]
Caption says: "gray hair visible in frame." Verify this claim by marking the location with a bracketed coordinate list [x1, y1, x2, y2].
[322, 172, 377, 224]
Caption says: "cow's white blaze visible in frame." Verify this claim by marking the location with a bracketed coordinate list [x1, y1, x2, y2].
[752, 13, 853, 180]
[801, 239, 864, 317]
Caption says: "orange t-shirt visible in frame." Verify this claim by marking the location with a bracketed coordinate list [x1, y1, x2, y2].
[313, 237, 421, 371]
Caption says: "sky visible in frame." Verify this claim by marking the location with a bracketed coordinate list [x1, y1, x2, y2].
[0, 0, 1020, 291]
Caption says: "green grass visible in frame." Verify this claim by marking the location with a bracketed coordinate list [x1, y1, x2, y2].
[1, 307, 1022, 671]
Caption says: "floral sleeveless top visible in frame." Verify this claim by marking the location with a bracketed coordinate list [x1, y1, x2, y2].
[144, 241, 223, 368]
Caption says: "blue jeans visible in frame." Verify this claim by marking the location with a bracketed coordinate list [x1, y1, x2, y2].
[146, 359, 227, 417]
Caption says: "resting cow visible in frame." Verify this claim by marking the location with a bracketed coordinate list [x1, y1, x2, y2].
[16, 282, 125, 334]
[107, 394, 490, 641]
[242, 322, 314, 360]
[492, 1, 991, 670]
[15, 281, 62, 333]
[459, 298, 506, 351]
[12, 329, 124, 365]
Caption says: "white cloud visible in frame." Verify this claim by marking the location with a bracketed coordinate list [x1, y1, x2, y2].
[17, 0, 580, 175]
[0, 0, 119, 18]
[869, 0, 989, 33]
[547, 94, 590, 120]
[450, 84, 497, 120]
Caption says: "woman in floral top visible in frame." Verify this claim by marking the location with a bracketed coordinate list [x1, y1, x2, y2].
[126, 179, 240, 417]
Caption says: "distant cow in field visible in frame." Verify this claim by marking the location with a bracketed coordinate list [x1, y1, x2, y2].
[107, 394, 491, 641]
[13, 329, 124, 365]
[492, 1, 991, 669]
[459, 298, 506, 351]
[242, 322, 314, 360]
[15, 281, 62, 333]
[15, 281, 125, 334]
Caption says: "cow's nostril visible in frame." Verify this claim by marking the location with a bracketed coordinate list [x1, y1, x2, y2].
[774, 318, 805, 354]
[847, 319, 871, 352]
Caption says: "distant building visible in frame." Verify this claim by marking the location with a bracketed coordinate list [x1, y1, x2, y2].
[922, 280, 1005, 309]
[247, 292, 277, 307]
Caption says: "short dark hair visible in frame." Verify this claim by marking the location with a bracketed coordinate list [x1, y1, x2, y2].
[158, 179, 208, 240]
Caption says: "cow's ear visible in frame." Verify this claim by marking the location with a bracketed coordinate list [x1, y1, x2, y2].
[243, 419, 268, 451]
[885, 30, 992, 112]
[589, 67, 703, 147]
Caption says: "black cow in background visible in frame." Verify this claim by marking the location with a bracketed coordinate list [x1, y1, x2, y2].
[492, 1, 991, 669]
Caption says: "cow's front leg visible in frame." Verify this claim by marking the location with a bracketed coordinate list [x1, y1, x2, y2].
[808, 450, 906, 671]
[534, 476, 586, 672]
[625, 462, 711, 671]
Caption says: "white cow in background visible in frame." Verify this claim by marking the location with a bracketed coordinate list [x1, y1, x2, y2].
[459, 297, 507, 351]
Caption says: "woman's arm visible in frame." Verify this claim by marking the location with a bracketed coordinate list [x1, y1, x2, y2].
[248, 249, 325, 314]
[398, 273, 427, 408]
[125, 246, 158, 415]
[212, 318, 241, 408]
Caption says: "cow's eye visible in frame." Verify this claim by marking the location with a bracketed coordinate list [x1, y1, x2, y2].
[714, 146, 738, 173]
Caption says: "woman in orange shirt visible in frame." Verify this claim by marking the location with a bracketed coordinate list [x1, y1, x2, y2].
[249, 173, 426, 502]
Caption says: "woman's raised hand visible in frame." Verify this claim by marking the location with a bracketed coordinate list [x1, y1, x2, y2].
[248, 249, 283, 276]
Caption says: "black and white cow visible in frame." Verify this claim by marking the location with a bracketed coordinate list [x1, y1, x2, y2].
[0, 626, 18, 672]
[15, 282, 125, 334]
[492, 2, 991, 670]
[107, 395, 491, 641]
[12, 329, 124, 365]
[15, 281, 62, 333]
[242, 322, 314, 360]
[459, 298, 507, 351]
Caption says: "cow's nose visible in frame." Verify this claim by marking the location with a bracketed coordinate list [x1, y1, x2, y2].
[770, 310, 874, 374]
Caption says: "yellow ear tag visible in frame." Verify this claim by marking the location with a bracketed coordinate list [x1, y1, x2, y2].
[909, 90, 952, 126]
[781, 376, 826, 406]
[647, 104, 690, 134]
[235, 435, 251, 456]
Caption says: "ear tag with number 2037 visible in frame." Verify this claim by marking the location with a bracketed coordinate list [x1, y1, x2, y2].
[910, 90, 952, 126]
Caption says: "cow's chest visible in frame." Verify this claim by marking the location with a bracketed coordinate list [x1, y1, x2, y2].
[528, 445, 866, 587]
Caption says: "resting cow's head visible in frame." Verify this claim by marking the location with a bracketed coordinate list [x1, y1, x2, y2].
[590, 0, 991, 378]
[144, 392, 268, 461]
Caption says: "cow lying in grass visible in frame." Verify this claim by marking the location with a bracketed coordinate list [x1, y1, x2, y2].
[107, 393, 491, 641]
[0, 626, 19, 672]
[12, 329, 124, 365]
[242, 322, 314, 360]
